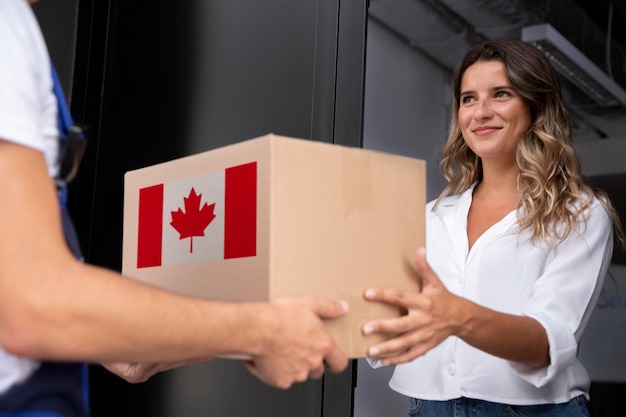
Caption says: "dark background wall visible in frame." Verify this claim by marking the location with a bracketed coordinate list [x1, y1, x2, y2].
[32, 0, 79, 99]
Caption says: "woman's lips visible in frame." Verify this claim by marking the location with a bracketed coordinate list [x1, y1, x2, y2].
[473, 126, 501, 136]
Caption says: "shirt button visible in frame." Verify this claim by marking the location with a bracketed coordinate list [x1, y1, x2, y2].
[447, 364, 457, 376]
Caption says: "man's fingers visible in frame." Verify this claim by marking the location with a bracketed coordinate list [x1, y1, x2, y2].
[324, 345, 349, 374]
[308, 363, 326, 379]
[308, 298, 350, 319]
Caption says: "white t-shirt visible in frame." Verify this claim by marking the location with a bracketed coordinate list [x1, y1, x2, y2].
[372, 185, 613, 405]
[0, 0, 60, 394]
[0, 0, 59, 177]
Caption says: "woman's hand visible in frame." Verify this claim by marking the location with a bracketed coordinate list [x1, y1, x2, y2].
[363, 247, 550, 368]
[362, 248, 466, 365]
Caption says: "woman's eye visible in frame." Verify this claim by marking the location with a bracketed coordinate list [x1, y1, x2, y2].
[495, 90, 511, 98]
[461, 96, 475, 104]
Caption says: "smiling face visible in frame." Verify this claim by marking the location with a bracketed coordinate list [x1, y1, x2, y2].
[458, 60, 531, 165]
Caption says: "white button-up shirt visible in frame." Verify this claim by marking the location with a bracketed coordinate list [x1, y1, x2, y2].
[383, 185, 614, 406]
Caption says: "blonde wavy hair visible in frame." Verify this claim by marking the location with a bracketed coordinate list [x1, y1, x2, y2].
[436, 39, 624, 247]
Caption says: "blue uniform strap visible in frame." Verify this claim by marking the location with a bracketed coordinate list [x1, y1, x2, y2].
[51, 64, 74, 141]
[52, 63, 87, 206]
[52, 63, 72, 208]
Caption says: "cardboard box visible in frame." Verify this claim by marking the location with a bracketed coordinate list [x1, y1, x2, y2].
[122, 134, 425, 358]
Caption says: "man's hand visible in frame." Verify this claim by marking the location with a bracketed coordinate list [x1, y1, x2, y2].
[244, 297, 349, 389]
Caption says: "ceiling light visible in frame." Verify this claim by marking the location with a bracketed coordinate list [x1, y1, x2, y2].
[522, 23, 626, 107]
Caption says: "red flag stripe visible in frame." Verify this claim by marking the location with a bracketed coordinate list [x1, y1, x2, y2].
[137, 184, 164, 268]
[224, 162, 257, 258]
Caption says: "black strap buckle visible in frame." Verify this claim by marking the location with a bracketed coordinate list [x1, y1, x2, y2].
[55, 124, 88, 189]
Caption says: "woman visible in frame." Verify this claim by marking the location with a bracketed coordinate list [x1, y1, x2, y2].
[362, 39, 624, 416]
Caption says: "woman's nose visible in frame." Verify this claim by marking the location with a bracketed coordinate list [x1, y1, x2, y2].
[474, 99, 494, 119]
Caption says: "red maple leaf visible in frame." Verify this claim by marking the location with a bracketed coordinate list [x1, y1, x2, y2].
[170, 187, 216, 253]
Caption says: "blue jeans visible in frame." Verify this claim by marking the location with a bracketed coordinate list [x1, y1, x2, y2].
[407, 395, 589, 417]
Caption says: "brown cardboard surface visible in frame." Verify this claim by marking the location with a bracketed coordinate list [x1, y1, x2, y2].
[122, 134, 425, 358]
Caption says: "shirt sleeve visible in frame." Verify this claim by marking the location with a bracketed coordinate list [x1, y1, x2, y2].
[510, 199, 614, 386]
[0, 17, 41, 149]
[0, 2, 58, 177]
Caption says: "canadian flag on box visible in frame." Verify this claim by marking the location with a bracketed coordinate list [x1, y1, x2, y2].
[136, 162, 257, 268]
